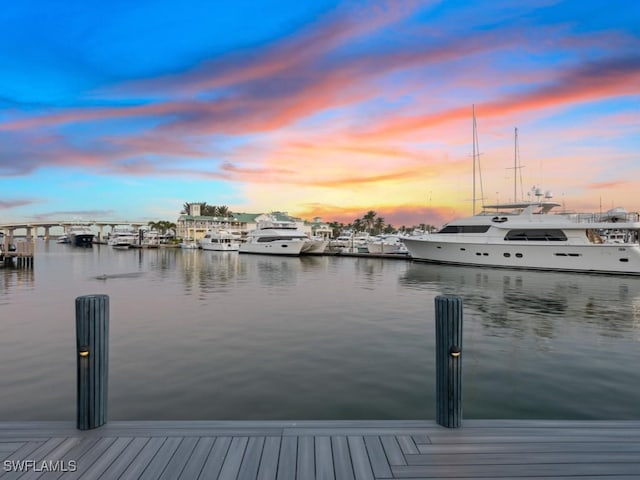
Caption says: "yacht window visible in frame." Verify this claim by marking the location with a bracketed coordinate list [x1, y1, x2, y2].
[257, 236, 305, 243]
[504, 229, 567, 241]
[620, 258, 629, 262]
[503, 253, 510, 257]
[515, 253, 523, 258]
[439, 225, 491, 234]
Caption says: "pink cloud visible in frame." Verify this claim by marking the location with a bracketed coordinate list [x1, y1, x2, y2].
[295, 203, 456, 228]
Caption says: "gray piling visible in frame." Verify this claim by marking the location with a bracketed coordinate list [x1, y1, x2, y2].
[435, 295, 463, 428]
[76, 294, 109, 430]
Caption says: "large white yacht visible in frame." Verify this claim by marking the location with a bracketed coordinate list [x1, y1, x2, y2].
[403, 190, 640, 275]
[107, 226, 138, 249]
[240, 218, 311, 256]
[198, 229, 240, 251]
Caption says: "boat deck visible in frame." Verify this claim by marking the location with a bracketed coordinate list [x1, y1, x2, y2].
[2, 420, 640, 479]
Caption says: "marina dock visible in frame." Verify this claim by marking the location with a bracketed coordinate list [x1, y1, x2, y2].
[2, 419, 639, 478]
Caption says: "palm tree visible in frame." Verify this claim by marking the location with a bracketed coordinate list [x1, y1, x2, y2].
[363, 210, 377, 233]
[216, 205, 231, 217]
[182, 202, 191, 215]
[373, 217, 385, 235]
[328, 221, 342, 238]
[353, 218, 364, 232]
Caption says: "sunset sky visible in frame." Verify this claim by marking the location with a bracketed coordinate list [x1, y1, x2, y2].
[1, 0, 639, 228]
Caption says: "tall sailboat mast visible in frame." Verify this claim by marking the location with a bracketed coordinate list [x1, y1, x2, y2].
[471, 105, 484, 214]
[472, 105, 476, 215]
[514, 127, 518, 202]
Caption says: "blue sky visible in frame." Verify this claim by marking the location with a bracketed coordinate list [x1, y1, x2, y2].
[1, 0, 639, 227]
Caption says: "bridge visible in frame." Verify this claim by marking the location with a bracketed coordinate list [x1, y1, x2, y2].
[0, 220, 152, 243]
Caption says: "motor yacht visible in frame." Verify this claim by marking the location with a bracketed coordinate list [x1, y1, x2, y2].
[198, 229, 240, 251]
[68, 225, 94, 247]
[403, 189, 640, 275]
[240, 218, 311, 256]
[107, 226, 138, 249]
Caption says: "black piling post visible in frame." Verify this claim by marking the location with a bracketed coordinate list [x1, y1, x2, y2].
[435, 295, 463, 428]
[76, 294, 109, 430]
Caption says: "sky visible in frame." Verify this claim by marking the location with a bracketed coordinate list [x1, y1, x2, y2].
[1, 0, 639, 228]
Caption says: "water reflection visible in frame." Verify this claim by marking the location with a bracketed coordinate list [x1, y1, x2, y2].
[0, 267, 35, 301]
[400, 263, 640, 340]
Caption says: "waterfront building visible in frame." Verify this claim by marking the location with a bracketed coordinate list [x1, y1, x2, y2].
[175, 205, 319, 241]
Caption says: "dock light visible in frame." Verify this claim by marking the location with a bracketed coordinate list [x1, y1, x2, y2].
[79, 347, 89, 357]
[450, 346, 461, 358]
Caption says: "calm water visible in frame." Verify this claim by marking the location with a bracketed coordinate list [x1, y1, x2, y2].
[2, 241, 640, 421]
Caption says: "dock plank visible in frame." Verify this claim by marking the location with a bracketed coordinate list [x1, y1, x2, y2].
[0, 444, 24, 453]
[315, 436, 334, 480]
[237, 436, 265, 480]
[380, 436, 406, 466]
[217, 436, 248, 480]
[1, 420, 639, 480]
[331, 436, 354, 480]
[118, 437, 166, 480]
[158, 437, 198, 480]
[61, 437, 116, 479]
[66, 437, 131, 480]
[39, 438, 100, 480]
[396, 435, 419, 455]
[177, 437, 215, 480]
[97, 437, 149, 480]
[198, 436, 231, 480]
[137, 437, 182, 480]
[2, 438, 66, 480]
[257, 436, 281, 480]
[297, 436, 315, 480]
[347, 436, 374, 480]
[363, 436, 392, 479]
[276, 436, 297, 480]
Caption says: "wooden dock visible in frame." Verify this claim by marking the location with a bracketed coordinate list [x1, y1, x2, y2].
[1, 241, 34, 268]
[2, 420, 639, 479]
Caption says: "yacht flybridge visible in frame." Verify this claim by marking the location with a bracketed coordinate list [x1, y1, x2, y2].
[403, 190, 640, 275]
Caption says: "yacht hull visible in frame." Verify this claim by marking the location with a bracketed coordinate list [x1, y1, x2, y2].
[201, 243, 240, 251]
[403, 238, 640, 275]
[239, 240, 306, 256]
[70, 233, 94, 247]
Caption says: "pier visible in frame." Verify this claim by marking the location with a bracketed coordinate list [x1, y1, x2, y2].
[1, 241, 34, 268]
[2, 420, 640, 478]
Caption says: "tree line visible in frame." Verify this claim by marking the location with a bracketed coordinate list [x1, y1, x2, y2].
[182, 202, 232, 217]
[150, 203, 435, 238]
[326, 210, 436, 238]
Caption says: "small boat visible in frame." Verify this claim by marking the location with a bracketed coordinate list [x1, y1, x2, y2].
[367, 235, 409, 255]
[68, 225, 94, 247]
[56, 234, 71, 244]
[198, 229, 240, 251]
[180, 241, 199, 249]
